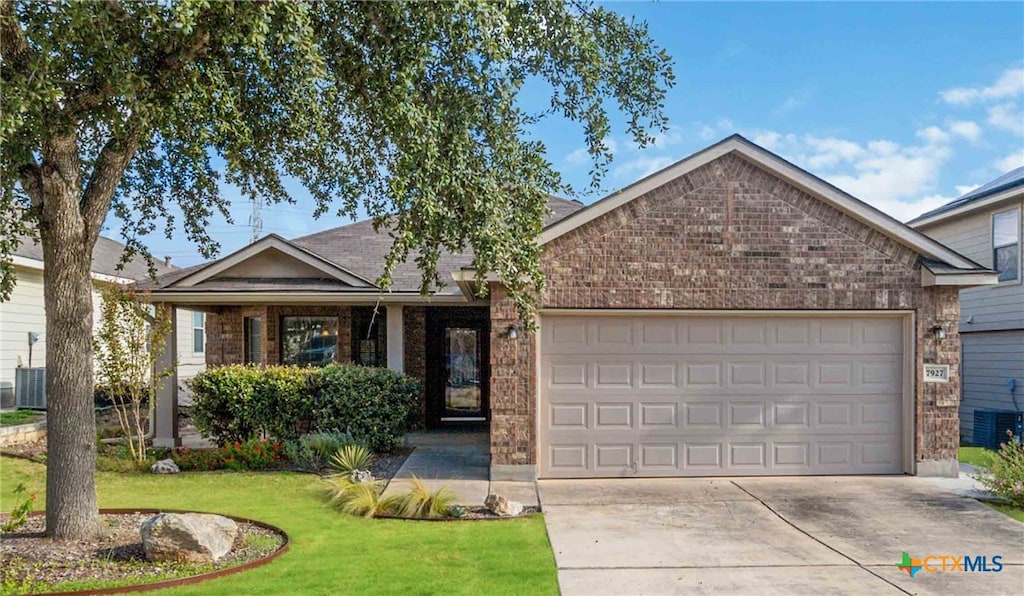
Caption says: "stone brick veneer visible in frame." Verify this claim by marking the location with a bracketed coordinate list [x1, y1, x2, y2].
[489, 152, 961, 472]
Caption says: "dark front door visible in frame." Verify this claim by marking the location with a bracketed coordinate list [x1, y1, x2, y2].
[426, 308, 489, 427]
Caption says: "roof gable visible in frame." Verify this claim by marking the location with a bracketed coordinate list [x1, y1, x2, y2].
[540, 135, 983, 272]
[169, 234, 375, 289]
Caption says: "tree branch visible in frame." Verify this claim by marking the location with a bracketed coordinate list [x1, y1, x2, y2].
[81, 129, 139, 243]
[0, 0, 33, 69]
[17, 161, 43, 208]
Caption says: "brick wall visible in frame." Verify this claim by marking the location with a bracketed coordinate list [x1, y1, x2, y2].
[403, 306, 427, 425]
[490, 152, 960, 467]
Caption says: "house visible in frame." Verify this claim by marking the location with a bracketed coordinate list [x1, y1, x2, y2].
[909, 167, 1024, 445]
[1, 233, 207, 406]
[145, 135, 998, 478]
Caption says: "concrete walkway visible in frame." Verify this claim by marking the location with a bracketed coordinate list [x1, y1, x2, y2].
[540, 475, 1024, 596]
[382, 430, 537, 507]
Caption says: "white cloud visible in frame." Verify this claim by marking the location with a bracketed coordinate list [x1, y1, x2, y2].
[917, 126, 949, 144]
[803, 136, 864, 169]
[995, 149, 1024, 172]
[612, 155, 676, 180]
[874, 194, 959, 223]
[955, 183, 981, 196]
[940, 67, 1024, 105]
[987, 102, 1024, 136]
[948, 120, 982, 142]
[564, 138, 619, 166]
[741, 129, 958, 221]
[773, 95, 804, 116]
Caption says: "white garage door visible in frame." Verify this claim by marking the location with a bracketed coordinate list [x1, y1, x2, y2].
[539, 314, 906, 478]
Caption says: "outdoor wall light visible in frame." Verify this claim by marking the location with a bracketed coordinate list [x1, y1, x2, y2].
[931, 325, 946, 340]
[506, 324, 519, 340]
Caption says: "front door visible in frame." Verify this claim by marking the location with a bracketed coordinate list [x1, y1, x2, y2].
[426, 309, 489, 426]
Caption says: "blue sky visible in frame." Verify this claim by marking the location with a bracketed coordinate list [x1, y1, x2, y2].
[136, 1, 1024, 267]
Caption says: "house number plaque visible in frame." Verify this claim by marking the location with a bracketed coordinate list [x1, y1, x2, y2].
[923, 364, 950, 383]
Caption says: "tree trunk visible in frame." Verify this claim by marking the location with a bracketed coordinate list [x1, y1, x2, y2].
[40, 185, 100, 539]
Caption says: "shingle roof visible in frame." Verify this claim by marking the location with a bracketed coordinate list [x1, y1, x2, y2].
[14, 232, 175, 280]
[909, 166, 1024, 224]
[150, 196, 585, 292]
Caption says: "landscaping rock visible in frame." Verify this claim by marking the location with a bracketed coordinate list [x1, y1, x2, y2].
[484, 493, 523, 517]
[150, 459, 180, 474]
[140, 513, 238, 563]
[350, 469, 373, 483]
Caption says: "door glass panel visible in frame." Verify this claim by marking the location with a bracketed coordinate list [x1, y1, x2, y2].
[445, 327, 481, 417]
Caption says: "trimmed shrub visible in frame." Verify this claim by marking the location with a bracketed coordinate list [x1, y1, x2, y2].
[188, 365, 263, 444]
[309, 364, 420, 453]
[189, 365, 314, 444]
[189, 363, 419, 452]
[250, 366, 315, 441]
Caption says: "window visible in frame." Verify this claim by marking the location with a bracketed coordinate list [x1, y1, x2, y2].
[351, 306, 387, 367]
[192, 312, 205, 354]
[281, 316, 337, 366]
[993, 208, 1020, 282]
[244, 317, 262, 365]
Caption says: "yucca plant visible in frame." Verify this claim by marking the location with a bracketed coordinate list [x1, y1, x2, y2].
[329, 444, 374, 476]
[388, 477, 457, 519]
[326, 476, 394, 518]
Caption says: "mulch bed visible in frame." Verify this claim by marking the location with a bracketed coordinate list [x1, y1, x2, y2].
[369, 446, 413, 481]
[0, 513, 284, 595]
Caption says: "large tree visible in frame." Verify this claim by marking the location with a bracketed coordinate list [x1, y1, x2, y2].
[0, 0, 672, 538]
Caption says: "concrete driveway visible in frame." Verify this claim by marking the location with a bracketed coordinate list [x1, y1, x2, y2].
[539, 477, 1023, 595]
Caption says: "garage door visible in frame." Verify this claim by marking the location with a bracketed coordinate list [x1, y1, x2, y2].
[539, 314, 905, 478]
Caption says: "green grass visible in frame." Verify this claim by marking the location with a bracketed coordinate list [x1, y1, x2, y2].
[958, 446, 996, 469]
[0, 410, 43, 426]
[984, 502, 1024, 523]
[1, 457, 558, 595]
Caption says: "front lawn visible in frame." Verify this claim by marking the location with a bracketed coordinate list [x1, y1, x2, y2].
[958, 446, 996, 468]
[0, 457, 558, 595]
[0, 410, 44, 426]
[957, 446, 1024, 524]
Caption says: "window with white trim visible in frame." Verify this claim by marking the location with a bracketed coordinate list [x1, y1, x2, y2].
[993, 208, 1020, 282]
[192, 312, 206, 354]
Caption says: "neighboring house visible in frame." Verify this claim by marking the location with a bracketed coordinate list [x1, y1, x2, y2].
[909, 167, 1024, 445]
[0, 233, 207, 404]
[145, 135, 997, 479]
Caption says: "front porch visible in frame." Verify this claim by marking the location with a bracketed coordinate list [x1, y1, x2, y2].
[151, 302, 503, 463]
[383, 429, 538, 507]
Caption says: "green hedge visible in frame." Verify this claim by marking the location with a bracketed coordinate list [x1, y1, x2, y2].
[188, 364, 419, 452]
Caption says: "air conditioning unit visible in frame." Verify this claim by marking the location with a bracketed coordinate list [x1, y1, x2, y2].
[0, 381, 14, 409]
[15, 367, 46, 410]
[973, 409, 1024, 451]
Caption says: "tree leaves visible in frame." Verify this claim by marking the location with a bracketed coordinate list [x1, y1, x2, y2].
[1, 0, 674, 322]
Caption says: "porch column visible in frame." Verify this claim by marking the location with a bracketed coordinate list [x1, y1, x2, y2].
[386, 305, 404, 374]
[152, 303, 180, 448]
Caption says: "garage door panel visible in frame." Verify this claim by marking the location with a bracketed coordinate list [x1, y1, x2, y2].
[540, 314, 906, 478]
[547, 316, 904, 357]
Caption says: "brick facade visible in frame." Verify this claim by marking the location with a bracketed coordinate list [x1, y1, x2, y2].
[205, 305, 428, 420]
[403, 306, 427, 426]
[489, 152, 961, 470]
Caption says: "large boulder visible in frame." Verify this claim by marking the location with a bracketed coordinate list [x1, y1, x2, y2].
[140, 513, 239, 563]
[484, 493, 523, 517]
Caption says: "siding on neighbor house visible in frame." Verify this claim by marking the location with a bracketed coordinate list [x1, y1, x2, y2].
[919, 199, 1024, 333]
[0, 264, 205, 392]
[0, 266, 48, 387]
[959, 330, 1024, 445]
